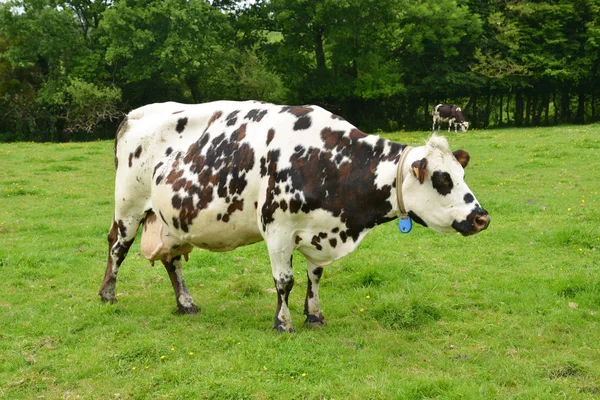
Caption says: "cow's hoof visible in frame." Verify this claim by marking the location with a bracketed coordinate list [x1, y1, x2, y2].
[99, 294, 117, 304]
[273, 319, 295, 333]
[274, 325, 295, 334]
[176, 304, 200, 315]
[304, 314, 326, 328]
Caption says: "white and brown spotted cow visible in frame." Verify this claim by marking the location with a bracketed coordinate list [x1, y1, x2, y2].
[99, 100, 490, 332]
[433, 104, 469, 133]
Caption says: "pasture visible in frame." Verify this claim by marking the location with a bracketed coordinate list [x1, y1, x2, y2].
[1, 125, 599, 399]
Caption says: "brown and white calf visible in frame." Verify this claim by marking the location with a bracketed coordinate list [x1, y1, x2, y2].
[432, 104, 469, 133]
[99, 100, 490, 332]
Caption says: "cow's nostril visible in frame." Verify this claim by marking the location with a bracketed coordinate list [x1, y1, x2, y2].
[474, 214, 490, 231]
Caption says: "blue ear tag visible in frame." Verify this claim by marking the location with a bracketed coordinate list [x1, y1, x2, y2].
[398, 216, 412, 233]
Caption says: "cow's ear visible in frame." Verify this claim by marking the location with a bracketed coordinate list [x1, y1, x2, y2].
[411, 158, 428, 184]
[453, 149, 470, 169]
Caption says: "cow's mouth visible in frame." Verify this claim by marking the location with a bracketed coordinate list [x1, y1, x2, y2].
[452, 208, 490, 236]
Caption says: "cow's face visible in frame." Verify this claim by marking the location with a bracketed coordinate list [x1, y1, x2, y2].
[459, 121, 469, 132]
[403, 137, 489, 235]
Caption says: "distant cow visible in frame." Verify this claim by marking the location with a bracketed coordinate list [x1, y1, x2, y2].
[433, 104, 469, 133]
[99, 100, 490, 332]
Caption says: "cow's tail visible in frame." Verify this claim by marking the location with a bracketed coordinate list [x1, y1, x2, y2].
[113, 116, 129, 170]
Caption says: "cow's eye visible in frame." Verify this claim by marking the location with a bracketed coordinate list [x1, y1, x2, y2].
[431, 171, 454, 196]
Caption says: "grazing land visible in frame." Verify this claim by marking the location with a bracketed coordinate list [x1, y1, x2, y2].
[1, 125, 599, 399]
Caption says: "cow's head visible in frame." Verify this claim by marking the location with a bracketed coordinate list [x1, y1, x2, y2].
[402, 135, 489, 236]
[459, 121, 469, 132]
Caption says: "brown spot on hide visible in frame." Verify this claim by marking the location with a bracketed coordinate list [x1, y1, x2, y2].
[144, 211, 157, 228]
[312, 266, 323, 277]
[289, 195, 302, 213]
[128, 153, 133, 167]
[172, 110, 184, 114]
[226, 198, 244, 216]
[321, 128, 348, 150]
[339, 231, 348, 243]
[260, 157, 267, 177]
[311, 235, 322, 251]
[295, 235, 302, 244]
[349, 129, 368, 140]
[134, 145, 142, 158]
[280, 106, 313, 117]
[226, 110, 239, 126]
[176, 117, 188, 133]
[117, 220, 127, 238]
[280, 200, 288, 212]
[267, 129, 275, 145]
[245, 109, 268, 122]
[153, 162, 164, 178]
[172, 195, 182, 209]
[207, 111, 222, 128]
[294, 116, 311, 130]
[329, 238, 337, 248]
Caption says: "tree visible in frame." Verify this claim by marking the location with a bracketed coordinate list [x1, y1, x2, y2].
[99, 0, 237, 105]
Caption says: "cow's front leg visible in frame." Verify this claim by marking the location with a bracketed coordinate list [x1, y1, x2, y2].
[269, 250, 295, 333]
[304, 261, 326, 327]
[162, 255, 199, 314]
[99, 217, 141, 303]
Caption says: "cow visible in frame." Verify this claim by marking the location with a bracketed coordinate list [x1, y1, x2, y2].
[432, 104, 469, 133]
[99, 100, 490, 333]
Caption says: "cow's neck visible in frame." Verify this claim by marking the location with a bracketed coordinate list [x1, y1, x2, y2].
[378, 143, 425, 222]
[340, 141, 414, 242]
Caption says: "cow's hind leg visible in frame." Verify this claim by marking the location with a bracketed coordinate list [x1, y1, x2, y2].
[99, 217, 142, 303]
[268, 248, 295, 333]
[304, 261, 326, 327]
[162, 255, 199, 314]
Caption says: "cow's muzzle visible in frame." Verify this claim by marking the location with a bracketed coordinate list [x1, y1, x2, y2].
[452, 207, 490, 236]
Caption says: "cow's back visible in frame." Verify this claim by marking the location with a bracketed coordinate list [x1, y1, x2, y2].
[146, 101, 366, 253]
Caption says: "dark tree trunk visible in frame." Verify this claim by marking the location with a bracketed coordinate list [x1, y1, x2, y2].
[592, 92, 596, 122]
[576, 86, 585, 124]
[499, 94, 503, 125]
[561, 88, 570, 123]
[186, 76, 201, 103]
[544, 92, 550, 125]
[535, 94, 545, 126]
[506, 93, 510, 125]
[515, 91, 524, 126]
[485, 91, 491, 128]
[315, 28, 326, 71]
[471, 93, 478, 128]
[525, 93, 531, 125]
[553, 91, 558, 125]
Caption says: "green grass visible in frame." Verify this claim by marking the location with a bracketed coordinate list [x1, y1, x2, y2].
[1, 125, 599, 399]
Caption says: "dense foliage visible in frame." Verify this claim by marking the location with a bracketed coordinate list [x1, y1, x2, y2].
[1, 0, 599, 141]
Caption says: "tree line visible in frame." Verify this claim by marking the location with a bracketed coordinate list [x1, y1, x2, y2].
[1, 0, 599, 141]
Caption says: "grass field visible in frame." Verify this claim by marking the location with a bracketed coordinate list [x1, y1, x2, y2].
[1, 125, 599, 399]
